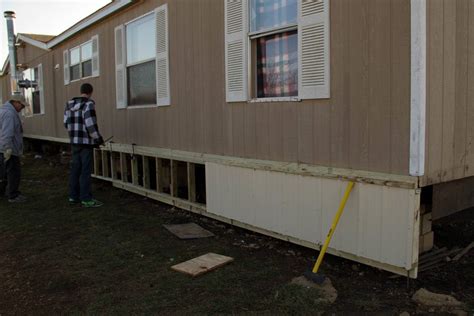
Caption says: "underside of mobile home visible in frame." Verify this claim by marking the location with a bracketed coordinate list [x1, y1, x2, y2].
[1, 0, 474, 278]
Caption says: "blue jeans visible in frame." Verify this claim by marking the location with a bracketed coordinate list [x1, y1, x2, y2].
[69, 145, 93, 202]
[0, 154, 21, 199]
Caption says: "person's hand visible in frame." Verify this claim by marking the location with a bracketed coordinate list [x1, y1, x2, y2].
[3, 148, 12, 162]
[97, 137, 105, 147]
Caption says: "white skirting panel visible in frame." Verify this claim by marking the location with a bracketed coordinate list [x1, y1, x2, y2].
[206, 162, 420, 275]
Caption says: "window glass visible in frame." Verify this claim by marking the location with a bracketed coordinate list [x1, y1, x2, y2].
[126, 14, 156, 65]
[256, 30, 298, 98]
[127, 60, 156, 106]
[21, 67, 41, 115]
[82, 60, 92, 77]
[70, 64, 81, 81]
[22, 68, 33, 111]
[70, 47, 80, 65]
[81, 42, 92, 61]
[250, 0, 297, 33]
[32, 91, 41, 114]
[22, 68, 32, 81]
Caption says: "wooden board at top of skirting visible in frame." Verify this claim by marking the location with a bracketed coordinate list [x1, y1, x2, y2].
[163, 223, 215, 239]
[171, 253, 234, 277]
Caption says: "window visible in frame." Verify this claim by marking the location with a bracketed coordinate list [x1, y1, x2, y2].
[126, 13, 156, 106]
[114, 5, 170, 108]
[22, 64, 44, 115]
[81, 42, 93, 77]
[250, 0, 298, 98]
[69, 41, 92, 81]
[225, 0, 330, 102]
[63, 35, 99, 84]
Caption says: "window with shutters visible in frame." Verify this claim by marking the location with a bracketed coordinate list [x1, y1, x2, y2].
[225, 0, 330, 102]
[250, 0, 298, 98]
[125, 13, 156, 106]
[115, 5, 170, 109]
[22, 64, 44, 116]
[64, 35, 99, 85]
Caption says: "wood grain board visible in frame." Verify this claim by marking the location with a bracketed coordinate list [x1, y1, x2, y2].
[163, 223, 214, 239]
[171, 253, 234, 277]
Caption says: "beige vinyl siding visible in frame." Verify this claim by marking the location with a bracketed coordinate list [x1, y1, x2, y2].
[423, 0, 474, 186]
[19, 0, 411, 176]
[16, 43, 47, 65]
[19, 53, 56, 138]
[0, 75, 11, 103]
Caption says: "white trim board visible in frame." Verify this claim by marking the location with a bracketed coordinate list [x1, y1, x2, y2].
[23, 134, 69, 144]
[5, 1, 133, 54]
[0, 57, 8, 76]
[48, 0, 133, 48]
[16, 34, 49, 51]
[410, 0, 427, 176]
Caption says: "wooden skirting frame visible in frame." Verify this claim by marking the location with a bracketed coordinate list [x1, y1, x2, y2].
[23, 135, 418, 189]
[90, 142, 421, 278]
[100, 142, 418, 189]
[93, 147, 206, 209]
[24, 134, 70, 144]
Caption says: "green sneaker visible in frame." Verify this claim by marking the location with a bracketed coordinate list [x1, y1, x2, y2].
[69, 198, 80, 204]
[81, 199, 103, 208]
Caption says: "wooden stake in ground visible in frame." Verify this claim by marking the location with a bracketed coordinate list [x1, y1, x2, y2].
[171, 253, 234, 277]
[452, 241, 474, 261]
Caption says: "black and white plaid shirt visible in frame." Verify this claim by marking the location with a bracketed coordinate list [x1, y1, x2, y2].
[63, 97, 103, 145]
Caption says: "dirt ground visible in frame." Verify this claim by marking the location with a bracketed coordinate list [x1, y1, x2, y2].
[0, 153, 473, 314]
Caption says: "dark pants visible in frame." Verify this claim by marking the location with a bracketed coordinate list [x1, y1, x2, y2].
[0, 154, 21, 199]
[69, 145, 93, 202]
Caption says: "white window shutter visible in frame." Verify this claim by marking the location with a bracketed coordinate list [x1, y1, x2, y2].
[298, 0, 330, 99]
[155, 4, 170, 106]
[63, 50, 70, 85]
[37, 64, 45, 114]
[225, 0, 248, 102]
[114, 25, 127, 109]
[91, 35, 100, 77]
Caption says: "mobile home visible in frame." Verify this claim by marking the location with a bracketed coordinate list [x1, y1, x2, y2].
[1, 0, 472, 277]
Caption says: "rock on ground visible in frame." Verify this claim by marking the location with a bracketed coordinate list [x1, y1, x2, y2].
[291, 276, 338, 304]
[412, 288, 463, 308]
[412, 288, 467, 315]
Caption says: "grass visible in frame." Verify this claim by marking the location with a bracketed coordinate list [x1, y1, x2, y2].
[1, 153, 473, 314]
[0, 154, 329, 314]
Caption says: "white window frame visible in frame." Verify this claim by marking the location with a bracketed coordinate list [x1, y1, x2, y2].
[247, 3, 299, 101]
[124, 11, 157, 108]
[22, 64, 44, 117]
[115, 4, 170, 109]
[69, 40, 93, 82]
[64, 35, 99, 85]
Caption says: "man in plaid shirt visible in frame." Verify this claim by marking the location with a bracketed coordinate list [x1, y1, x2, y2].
[64, 83, 104, 208]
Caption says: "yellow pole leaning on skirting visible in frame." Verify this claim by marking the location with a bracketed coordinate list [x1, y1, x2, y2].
[312, 181, 355, 274]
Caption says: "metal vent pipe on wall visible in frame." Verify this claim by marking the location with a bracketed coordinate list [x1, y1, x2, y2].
[4, 10, 20, 95]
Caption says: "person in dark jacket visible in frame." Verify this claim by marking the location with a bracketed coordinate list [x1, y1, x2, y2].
[0, 94, 27, 202]
[64, 83, 104, 207]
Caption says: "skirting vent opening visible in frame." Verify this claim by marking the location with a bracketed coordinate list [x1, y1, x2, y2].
[157, 158, 171, 194]
[194, 163, 206, 204]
